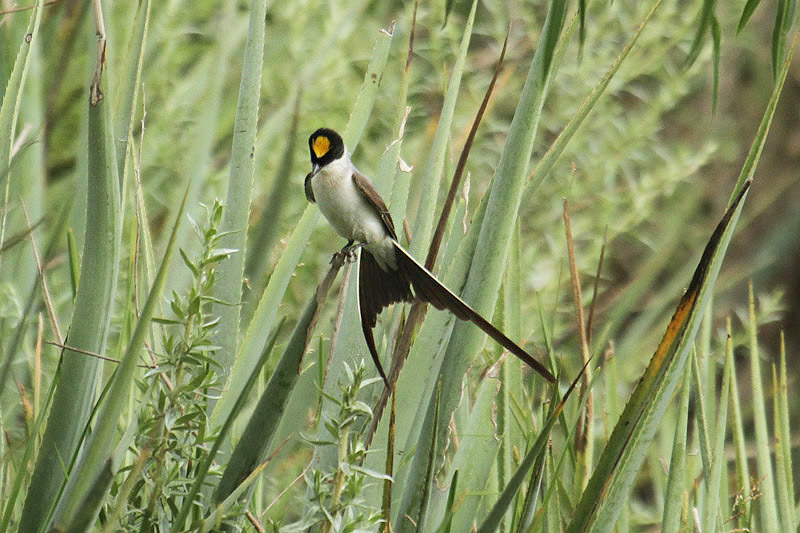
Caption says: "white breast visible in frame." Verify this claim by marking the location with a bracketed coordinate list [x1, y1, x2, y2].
[311, 157, 385, 243]
[311, 156, 396, 269]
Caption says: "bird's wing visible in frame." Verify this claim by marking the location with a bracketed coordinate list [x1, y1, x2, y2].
[352, 169, 398, 240]
[304, 171, 315, 203]
[350, 169, 407, 388]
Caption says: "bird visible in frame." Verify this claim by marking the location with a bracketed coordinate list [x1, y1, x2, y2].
[304, 127, 556, 386]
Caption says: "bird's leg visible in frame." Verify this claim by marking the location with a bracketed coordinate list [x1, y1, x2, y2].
[341, 240, 365, 263]
[332, 240, 364, 265]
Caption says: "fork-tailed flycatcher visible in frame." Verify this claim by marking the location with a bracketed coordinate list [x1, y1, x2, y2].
[305, 127, 556, 386]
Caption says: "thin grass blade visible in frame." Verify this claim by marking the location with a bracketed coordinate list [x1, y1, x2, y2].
[747, 282, 780, 532]
[731, 36, 796, 197]
[700, 335, 732, 533]
[566, 34, 795, 531]
[727, 317, 752, 528]
[660, 363, 691, 533]
[774, 333, 796, 531]
[691, 350, 712, 479]
[0, 0, 43, 205]
[477, 363, 586, 533]
[527, 0, 663, 192]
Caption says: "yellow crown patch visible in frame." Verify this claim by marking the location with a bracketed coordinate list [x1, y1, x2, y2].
[312, 136, 330, 158]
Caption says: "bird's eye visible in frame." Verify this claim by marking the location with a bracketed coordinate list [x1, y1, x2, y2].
[312, 136, 330, 158]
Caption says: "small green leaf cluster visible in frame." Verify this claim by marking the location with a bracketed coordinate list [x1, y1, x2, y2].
[283, 362, 385, 533]
[120, 201, 231, 530]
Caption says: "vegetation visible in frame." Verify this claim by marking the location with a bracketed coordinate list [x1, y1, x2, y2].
[0, 0, 797, 531]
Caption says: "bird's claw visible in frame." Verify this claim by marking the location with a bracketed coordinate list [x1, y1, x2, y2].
[331, 241, 364, 265]
[341, 242, 364, 263]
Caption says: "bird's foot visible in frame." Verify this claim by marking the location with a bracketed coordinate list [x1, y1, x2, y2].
[341, 241, 364, 263]
[331, 241, 364, 265]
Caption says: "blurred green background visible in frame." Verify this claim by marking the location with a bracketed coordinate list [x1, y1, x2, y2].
[11, 0, 798, 363]
[1, 0, 798, 530]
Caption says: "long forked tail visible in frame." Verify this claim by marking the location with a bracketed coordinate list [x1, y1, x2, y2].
[358, 249, 413, 387]
[392, 240, 556, 383]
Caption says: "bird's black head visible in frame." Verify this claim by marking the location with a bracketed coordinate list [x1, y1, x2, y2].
[308, 128, 345, 170]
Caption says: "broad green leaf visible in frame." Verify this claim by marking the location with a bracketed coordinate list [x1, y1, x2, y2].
[566, 180, 750, 532]
[62, 460, 114, 533]
[343, 25, 394, 150]
[437, 368, 502, 531]
[408, 0, 478, 259]
[566, 35, 795, 531]
[436, 470, 458, 533]
[20, 18, 122, 529]
[409, 377, 443, 532]
[684, 0, 717, 69]
[210, 206, 318, 433]
[243, 96, 301, 320]
[737, 0, 762, 33]
[394, 2, 568, 529]
[67, 227, 80, 296]
[210, 0, 269, 385]
[770, 0, 795, 76]
[50, 186, 187, 530]
[201, 448, 275, 532]
[497, 224, 525, 532]
[385, 1, 417, 232]
[212, 258, 344, 507]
